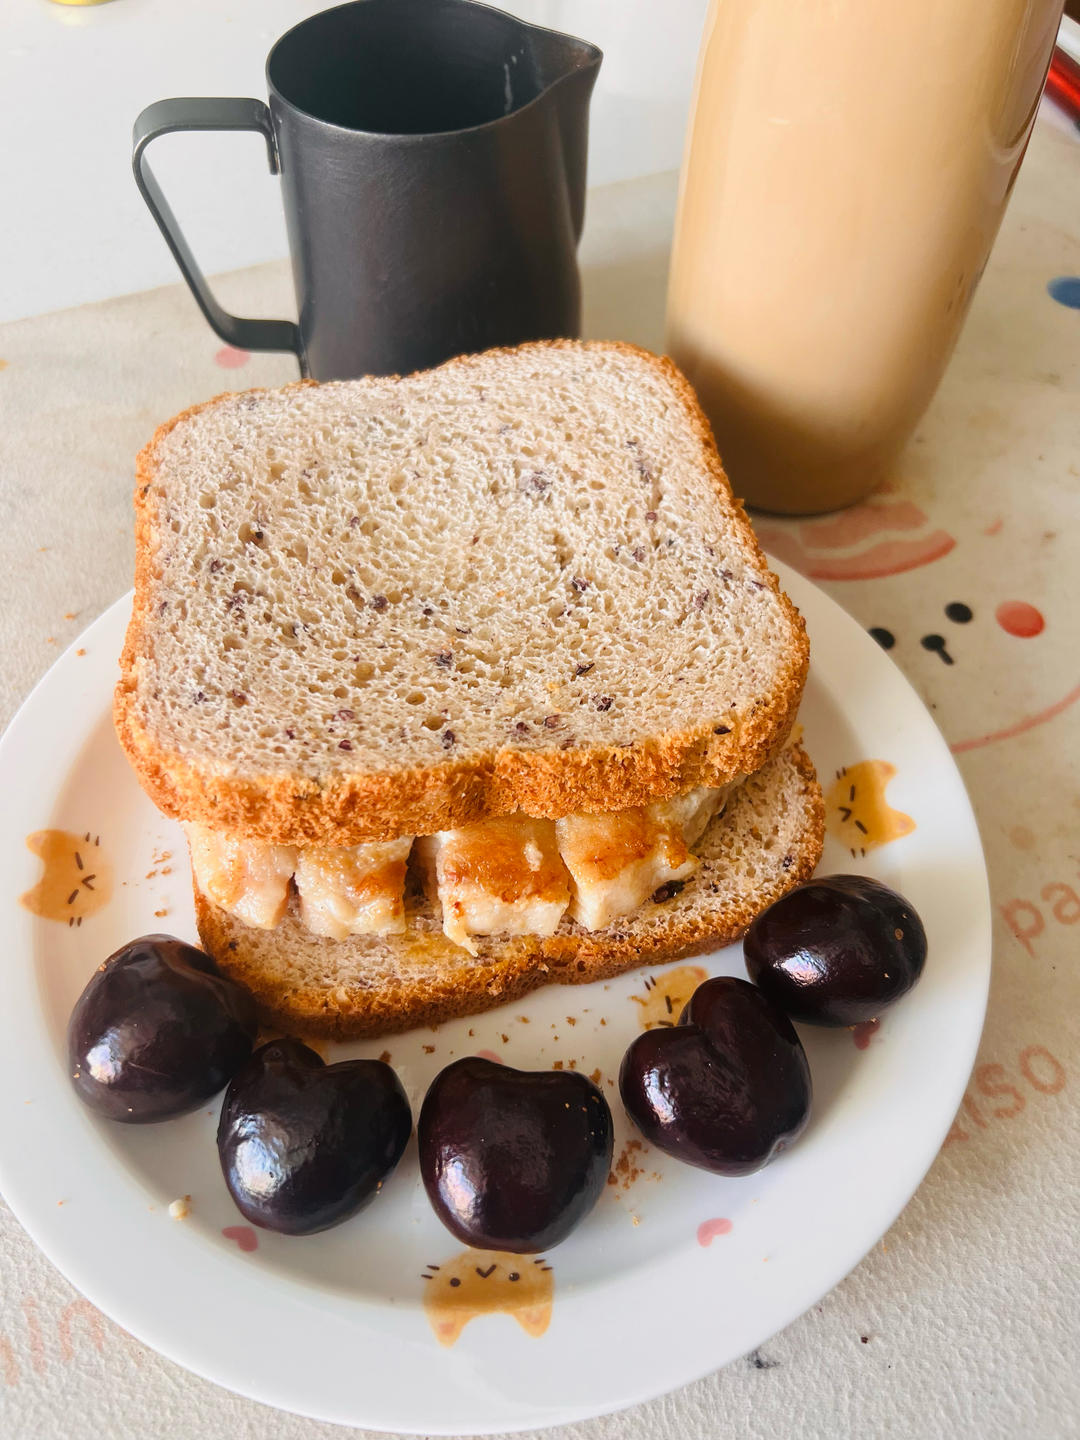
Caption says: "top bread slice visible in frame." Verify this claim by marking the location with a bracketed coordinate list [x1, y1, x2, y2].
[115, 341, 808, 845]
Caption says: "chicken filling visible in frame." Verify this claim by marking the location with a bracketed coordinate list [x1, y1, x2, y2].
[185, 782, 733, 951]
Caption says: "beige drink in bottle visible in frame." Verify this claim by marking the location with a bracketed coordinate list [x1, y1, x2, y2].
[666, 0, 1063, 513]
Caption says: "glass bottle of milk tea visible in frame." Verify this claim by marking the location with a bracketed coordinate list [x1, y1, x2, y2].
[666, 0, 1064, 513]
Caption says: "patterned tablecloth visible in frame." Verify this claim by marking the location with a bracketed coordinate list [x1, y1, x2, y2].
[0, 118, 1077, 1440]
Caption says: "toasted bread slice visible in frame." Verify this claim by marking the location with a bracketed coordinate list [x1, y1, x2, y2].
[116, 341, 808, 846]
[193, 743, 824, 1039]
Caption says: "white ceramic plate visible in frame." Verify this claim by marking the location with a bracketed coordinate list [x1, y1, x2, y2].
[0, 561, 990, 1434]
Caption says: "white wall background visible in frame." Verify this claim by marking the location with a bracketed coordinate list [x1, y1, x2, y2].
[0, 0, 709, 323]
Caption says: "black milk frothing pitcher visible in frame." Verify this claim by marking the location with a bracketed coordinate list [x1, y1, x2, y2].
[133, 0, 601, 380]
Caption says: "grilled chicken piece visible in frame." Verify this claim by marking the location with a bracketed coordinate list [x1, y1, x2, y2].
[185, 823, 298, 931]
[295, 838, 413, 940]
[417, 816, 570, 956]
[556, 785, 728, 932]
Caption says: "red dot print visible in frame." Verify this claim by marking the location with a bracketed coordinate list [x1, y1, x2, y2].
[995, 601, 1044, 638]
[221, 1225, 258, 1252]
[697, 1217, 733, 1246]
[852, 1018, 880, 1050]
[215, 346, 251, 369]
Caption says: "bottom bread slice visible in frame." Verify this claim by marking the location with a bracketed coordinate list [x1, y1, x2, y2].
[194, 743, 824, 1040]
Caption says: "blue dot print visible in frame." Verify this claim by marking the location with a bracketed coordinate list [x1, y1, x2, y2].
[1047, 276, 1080, 309]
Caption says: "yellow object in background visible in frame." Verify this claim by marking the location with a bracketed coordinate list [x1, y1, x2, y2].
[49, 0, 119, 7]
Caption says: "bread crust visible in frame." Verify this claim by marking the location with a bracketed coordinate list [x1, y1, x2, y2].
[114, 342, 809, 845]
[193, 743, 824, 1040]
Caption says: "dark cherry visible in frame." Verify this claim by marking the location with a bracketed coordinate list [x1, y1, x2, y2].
[218, 1038, 411, 1235]
[68, 934, 257, 1123]
[418, 1056, 614, 1253]
[619, 976, 811, 1176]
[744, 874, 927, 1026]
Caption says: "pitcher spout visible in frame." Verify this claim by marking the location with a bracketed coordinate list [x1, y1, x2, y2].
[526, 24, 603, 93]
[521, 23, 602, 243]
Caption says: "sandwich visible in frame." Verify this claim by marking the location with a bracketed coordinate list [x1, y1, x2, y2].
[115, 341, 824, 1038]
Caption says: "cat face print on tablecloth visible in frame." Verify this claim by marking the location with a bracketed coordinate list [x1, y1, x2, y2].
[866, 586, 1074, 754]
[759, 493, 1074, 755]
[755, 494, 955, 581]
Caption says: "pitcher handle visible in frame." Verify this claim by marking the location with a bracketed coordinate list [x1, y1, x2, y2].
[132, 98, 303, 361]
